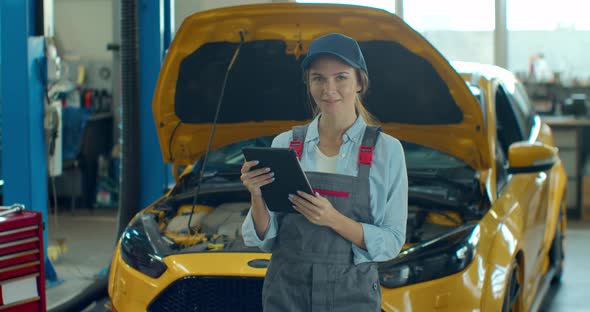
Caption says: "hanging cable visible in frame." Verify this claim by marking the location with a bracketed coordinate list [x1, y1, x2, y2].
[167, 120, 182, 162]
[186, 31, 246, 235]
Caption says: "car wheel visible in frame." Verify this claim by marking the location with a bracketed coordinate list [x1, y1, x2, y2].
[550, 207, 566, 285]
[502, 260, 522, 312]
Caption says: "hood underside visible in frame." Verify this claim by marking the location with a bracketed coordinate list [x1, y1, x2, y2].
[153, 3, 490, 169]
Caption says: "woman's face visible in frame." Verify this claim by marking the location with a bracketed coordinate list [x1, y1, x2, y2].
[308, 56, 361, 117]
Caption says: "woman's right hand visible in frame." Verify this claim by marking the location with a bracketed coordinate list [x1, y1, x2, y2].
[240, 160, 275, 197]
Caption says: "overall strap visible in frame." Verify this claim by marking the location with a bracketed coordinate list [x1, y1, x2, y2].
[290, 125, 309, 160]
[357, 125, 382, 182]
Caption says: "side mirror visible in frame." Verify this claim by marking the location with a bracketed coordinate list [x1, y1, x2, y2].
[507, 142, 558, 174]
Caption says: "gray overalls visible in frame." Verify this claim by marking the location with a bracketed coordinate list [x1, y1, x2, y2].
[262, 124, 382, 312]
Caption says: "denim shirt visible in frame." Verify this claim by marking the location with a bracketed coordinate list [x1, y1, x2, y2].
[242, 115, 408, 264]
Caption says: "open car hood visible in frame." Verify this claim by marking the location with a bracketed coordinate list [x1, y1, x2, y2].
[153, 3, 490, 170]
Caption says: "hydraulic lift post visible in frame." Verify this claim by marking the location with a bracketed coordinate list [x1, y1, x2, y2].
[0, 0, 57, 283]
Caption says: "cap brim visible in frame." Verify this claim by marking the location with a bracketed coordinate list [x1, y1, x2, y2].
[301, 51, 363, 72]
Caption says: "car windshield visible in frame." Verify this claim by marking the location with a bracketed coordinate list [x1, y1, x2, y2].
[193, 136, 471, 175]
[198, 136, 275, 173]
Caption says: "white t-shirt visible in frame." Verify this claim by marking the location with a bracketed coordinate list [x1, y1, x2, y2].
[314, 145, 338, 174]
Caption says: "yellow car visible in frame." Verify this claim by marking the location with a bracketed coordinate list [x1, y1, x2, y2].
[108, 3, 567, 311]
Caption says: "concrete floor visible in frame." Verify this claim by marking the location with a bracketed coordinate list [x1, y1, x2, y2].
[538, 220, 590, 312]
[46, 208, 118, 311]
[44, 209, 590, 311]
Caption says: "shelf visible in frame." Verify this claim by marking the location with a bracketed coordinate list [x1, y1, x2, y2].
[542, 116, 590, 127]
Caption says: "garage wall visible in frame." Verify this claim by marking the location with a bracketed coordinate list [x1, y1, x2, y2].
[55, 0, 112, 61]
[54, 0, 113, 91]
[54, 0, 291, 59]
[423, 29, 590, 84]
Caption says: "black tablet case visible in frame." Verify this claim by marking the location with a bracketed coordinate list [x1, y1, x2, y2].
[242, 147, 313, 213]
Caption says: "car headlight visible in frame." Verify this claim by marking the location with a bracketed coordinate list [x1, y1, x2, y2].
[379, 223, 480, 288]
[120, 214, 170, 278]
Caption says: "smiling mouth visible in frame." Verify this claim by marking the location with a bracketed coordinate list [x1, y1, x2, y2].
[321, 99, 340, 104]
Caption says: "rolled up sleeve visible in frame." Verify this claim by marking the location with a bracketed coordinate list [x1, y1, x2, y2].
[352, 137, 408, 264]
[241, 209, 280, 252]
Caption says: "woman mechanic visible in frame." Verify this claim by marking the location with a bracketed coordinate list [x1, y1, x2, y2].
[241, 33, 408, 311]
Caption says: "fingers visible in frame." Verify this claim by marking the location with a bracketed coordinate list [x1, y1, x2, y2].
[242, 171, 274, 188]
[296, 191, 322, 205]
[248, 175, 275, 191]
[240, 166, 272, 182]
[289, 194, 320, 220]
[289, 193, 314, 210]
[241, 160, 259, 174]
[248, 172, 275, 187]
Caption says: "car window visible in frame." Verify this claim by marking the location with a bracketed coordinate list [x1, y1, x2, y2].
[468, 83, 487, 127]
[495, 139, 509, 195]
[502, 79, 535, 139]
[495, 85, 525, 157]
[515, 82, 537, 138]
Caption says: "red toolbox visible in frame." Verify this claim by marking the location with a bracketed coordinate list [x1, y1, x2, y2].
[0, 205, 45, 312]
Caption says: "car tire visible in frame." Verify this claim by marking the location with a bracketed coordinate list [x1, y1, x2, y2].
[550, 208, 565, 285]
[502, 260, 522, 312]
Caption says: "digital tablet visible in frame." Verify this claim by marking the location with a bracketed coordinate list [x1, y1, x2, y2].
[242, 147, 314, 213]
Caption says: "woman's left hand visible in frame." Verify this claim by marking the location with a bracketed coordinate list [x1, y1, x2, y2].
[289, 191, 341, 227]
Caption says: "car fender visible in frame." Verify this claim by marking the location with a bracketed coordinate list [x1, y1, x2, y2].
[535, 121, 567, 250]
[480, 207, 524, 312]
[542, 158, 567, 251]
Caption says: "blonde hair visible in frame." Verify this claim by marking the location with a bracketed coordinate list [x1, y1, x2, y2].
[303, 69, 379, 126]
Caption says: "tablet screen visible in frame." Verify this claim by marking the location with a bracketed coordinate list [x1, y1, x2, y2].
[242, 147, 313, 213]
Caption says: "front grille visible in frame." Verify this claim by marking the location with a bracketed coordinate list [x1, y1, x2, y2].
[148, 276, 264, 312]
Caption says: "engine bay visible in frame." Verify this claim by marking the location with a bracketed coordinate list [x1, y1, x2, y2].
[145, 188, 475, 254]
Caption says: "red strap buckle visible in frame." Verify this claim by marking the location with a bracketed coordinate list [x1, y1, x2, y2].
[289, 140, 304, 160]
[358, 145, 374, 166]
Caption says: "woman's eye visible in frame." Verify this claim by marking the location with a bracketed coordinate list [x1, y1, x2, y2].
[312, 76, 323, 82]
[336, 75, 347, 81]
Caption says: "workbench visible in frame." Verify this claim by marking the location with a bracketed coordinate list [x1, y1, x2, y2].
[542, 116, 590, 219]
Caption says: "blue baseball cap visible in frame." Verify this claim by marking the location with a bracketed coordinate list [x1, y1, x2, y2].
[301, 33, 368, 74]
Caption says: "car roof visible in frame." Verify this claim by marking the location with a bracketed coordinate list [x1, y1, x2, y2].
[451, 61, 517, 83]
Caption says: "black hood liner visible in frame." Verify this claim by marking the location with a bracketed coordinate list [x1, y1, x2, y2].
[175, 40, 462, 124]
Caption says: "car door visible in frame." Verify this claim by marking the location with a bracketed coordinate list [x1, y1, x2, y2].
[494, 80, 549, 307]
[506, 79, 551, 295]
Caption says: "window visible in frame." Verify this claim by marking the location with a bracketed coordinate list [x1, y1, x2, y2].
[404, 0, 494, 31]
[508, 0, 590, 30]
[402, 0, 494, 65]
[296, 0, 395, 13]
